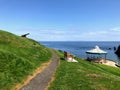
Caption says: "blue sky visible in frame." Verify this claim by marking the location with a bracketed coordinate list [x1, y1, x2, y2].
[0, 0, 120, 41]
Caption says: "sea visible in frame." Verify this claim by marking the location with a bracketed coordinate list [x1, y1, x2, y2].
[40, 41, 120, 63]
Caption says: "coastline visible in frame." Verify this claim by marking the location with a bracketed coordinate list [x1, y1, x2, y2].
[63, 49, 118, 67]
[84, 57, 117, 67]
[102, 59, 117, 67]
[83, 57, 117, 67]
[41, 41, 120, 63]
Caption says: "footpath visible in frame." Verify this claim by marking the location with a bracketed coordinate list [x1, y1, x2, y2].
[21, 49, 59, 90]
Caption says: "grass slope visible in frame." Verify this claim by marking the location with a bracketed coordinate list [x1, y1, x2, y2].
[0, 30, 52, 90]
[49, 51, 120, 90]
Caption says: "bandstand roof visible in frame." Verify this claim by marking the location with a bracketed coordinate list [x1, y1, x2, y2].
[86, 45, 107, 54]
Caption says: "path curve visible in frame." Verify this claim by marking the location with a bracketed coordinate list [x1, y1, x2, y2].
[21, 49, 59, 90]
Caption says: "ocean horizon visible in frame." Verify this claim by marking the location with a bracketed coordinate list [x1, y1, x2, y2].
[40, 41, 120, 63]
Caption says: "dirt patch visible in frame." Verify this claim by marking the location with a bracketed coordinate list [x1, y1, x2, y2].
[86, 74, 101, 78]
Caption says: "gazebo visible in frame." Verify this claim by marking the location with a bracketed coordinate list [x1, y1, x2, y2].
[86, 45, 107, 63]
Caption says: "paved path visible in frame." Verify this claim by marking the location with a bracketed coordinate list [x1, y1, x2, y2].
[21, 50, 59, 90]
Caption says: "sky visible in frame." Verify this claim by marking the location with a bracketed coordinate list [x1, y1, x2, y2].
[0, 0, 120, 41]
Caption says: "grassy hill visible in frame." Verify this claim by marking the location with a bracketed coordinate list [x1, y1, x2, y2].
[2, 30, 120, 90]
[0, 30, 52, 90]
[48, 51, 120, 90]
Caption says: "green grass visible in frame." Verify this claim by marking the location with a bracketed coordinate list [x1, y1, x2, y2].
[48, 51, 120, 90]
[0, 30, 52, 90]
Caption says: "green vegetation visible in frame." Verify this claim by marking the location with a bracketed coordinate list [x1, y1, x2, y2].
[0, 30, 52, 90]
[49, 51, 120, 90]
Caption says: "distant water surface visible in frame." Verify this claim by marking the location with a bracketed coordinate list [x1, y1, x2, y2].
[40, 41, 120, 63]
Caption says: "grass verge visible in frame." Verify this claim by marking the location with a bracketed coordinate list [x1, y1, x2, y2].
[0, 30, 52, 90]
[48, 51, 120, 90]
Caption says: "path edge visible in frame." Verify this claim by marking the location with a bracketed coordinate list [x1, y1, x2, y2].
[14, 59, 52, 90]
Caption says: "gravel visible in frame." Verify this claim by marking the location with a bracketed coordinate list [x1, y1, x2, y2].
[21, 50, 59, 90]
